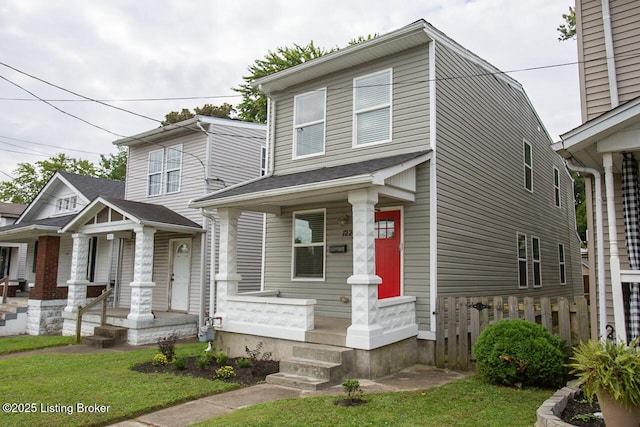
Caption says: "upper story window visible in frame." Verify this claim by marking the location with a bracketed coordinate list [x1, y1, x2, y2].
[56, 196, 77, 213]
[260, 146, 267, 176]
[532, 236, 542, 287]
[294, 89, 326, 158]
[292, 209, 325, 280]
[558, 244, 566, 284]
[553, 167, 561, 207]
[147, 144, 182, 196]
[353, 69, 392, 146]
[523, 140, 533, 192]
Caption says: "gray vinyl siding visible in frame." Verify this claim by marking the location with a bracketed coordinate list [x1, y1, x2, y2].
[270, 45, 430, 175]
[402, 162, 431, 328]
[578, 0, 640, 121]
[116, 238, 134, 308]
[56, 235, 72, 286]
[434, 42, 582, 298]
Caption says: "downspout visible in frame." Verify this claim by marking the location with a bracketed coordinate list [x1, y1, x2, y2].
[259, 92, 276, 289]
[601, 0, 619, 108]
[196, 119, 212, 327]
[200, 208, 217, 318]
[565, 159, 607, 339]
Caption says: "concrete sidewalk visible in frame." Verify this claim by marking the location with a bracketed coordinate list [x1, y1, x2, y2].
[110, 364, 471, 427]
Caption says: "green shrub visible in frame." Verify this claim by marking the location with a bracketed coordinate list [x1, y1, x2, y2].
[342, 379, 363, 402]
[213, 351, 228, 365]
[196, 354, 211, 370]
[215, 365, 235, 380]
[473, 319, 565, 388]
[157, 333, 178, 362]
[172, 356, 187, 370]
[235, 357, 252, 369]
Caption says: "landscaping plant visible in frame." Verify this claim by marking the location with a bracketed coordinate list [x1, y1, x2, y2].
[172, 356, 187, 370]
[342, 379, 364, 402]
[157, 333, 178, 362]
[235, 357, 252, 369]
[473, 319, 566, 388]
[215, 365, 236, 380]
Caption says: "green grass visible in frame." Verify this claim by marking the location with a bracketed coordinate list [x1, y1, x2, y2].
[196, 375, 553, 427]
[0, 343, 237, 426]
[0, 335, 75, 355]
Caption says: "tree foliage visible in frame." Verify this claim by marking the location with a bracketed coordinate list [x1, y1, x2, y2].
[558, 6, 576, 41]
[0, 150, 127, 205]
[233, 42, 335, 123]
[571, 170, 587, 242]
[161, 103, 236, 125]
[97, 146, 128, 181]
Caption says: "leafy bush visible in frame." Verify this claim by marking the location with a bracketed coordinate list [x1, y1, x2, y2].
[157, 333, 178, 362]
[342, 379, 363, 402]
[215, 365, 236, 380]
[246, 342, 272, 362]
[213, 351, 228, 365]
[473, 319, 565, 388]
[172, 356, 187, 370]
[196, 354, 212, 370]
[152, 353, 168, 366]
[235, 357, 252, 369]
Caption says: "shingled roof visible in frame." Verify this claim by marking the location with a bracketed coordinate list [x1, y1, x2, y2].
[58, 171, 125, 200]
[192, 151, 430, 204]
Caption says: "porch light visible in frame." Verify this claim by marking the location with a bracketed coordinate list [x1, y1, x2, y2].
[338, 214, 351, 225]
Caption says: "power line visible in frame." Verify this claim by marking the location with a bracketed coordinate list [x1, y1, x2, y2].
[0, 94, 241, 102]
[0, 134, 104, 155]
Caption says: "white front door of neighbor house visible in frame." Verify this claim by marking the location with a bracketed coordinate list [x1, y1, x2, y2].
[170, 239, 191, 312]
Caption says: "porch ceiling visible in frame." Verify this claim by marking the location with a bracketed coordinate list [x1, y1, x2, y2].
[189, 151, 431, 213]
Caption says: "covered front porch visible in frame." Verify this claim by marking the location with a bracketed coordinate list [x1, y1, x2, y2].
[190, 151, 431, 352]
[59, 196, 204, 345]
[555, 96, 640, 343]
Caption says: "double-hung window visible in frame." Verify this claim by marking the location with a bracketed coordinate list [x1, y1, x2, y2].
[294, 89, 326, 158]
[517, 233, 528, 288]
[354, 69, 392, 146]
[523, 140, 533, 192]
[56, 196, 77, 212]
[553, 167, 561, 207]
[532, 237, 542, 287]
[147, 149, 163, 196]
[165, 145, 182, 193]
[292, 210, 325, 280]
[147, 144, 182, 196]
[558, 244, 566, 284]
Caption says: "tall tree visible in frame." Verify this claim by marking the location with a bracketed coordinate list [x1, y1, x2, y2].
[161, 103, 236, 125]
[233, 42, 335, 123]
[557, 6, 576, 41]
[97, 147, 128, 181]
[0, 153, 97, 204]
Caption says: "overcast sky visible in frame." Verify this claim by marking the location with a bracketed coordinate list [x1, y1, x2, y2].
[0, 0, 579, 181]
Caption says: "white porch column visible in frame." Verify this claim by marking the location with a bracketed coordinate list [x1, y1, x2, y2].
[64, 233, 91, 313]
[603, 153, 628, 342]
[128, 226, 156, 322]
[346, 188, 383, 349]
[215, 208, 242, 317]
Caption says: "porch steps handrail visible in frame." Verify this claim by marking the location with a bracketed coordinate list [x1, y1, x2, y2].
[75, 288, 113, 343]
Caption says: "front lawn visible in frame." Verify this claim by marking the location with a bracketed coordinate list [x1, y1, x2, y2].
[0, 343, 237, 427]
[197, 375, 553, 427]
[0, 335, 75, 355]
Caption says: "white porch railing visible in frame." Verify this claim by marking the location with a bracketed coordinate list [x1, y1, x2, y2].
[619, 269, 640, 284]
[222, 294, 316, 341]
[374, 295, 419, 347]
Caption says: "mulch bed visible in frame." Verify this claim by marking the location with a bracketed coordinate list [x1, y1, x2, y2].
[131, 355, 279, 387]
[560, 391, 605, 427]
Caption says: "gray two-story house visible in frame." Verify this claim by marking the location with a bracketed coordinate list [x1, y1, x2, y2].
[190, 20, 583, 382]
[59, 116, 266, 344]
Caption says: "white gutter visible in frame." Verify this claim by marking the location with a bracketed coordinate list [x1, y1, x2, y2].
[428, 39, 438, 340]
[200, 208, 217, 322]
[565, 159, 607, 339]
[601, 0, 619, 108]
[259, 96, 276, 289]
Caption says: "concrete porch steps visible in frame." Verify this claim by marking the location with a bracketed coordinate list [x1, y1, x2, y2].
[82, 325, 127, 348]
[266, 343, 354, 391]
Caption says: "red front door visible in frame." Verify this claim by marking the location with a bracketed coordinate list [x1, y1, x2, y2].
[375, 210, 401, 299]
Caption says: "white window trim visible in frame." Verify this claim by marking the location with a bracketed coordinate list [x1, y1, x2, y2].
[55, 195, 77, 213]
[352, 68, 393, 148]
[523, 140, 533, 193]
[553, 167, 561, 208]
[517, 232, 528, 289]
[147, 148, 164, 197]
[291, 208, 326, 281]
[558, 243, 566, 285]
[260, 145, 267, 176]
[293, 88, 326, 159]
[165, 144, 183, 194]
[532, 236, 542, 288]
